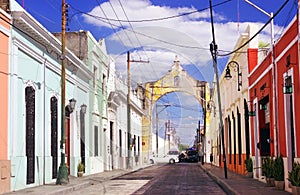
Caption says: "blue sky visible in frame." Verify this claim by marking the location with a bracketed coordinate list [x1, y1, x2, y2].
[15, 0, 298, 145]
[16, 0, 297, 81]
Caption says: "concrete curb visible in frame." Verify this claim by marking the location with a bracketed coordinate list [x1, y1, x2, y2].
[48, 181, 92, 195]
[199, 165, 240, 195]
[48, 164, 153, 195]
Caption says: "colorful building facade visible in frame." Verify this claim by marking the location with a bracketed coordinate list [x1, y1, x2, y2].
[208, 24, 259, 175]
[0, 7, 11, 194]
[8, 1, 92, 191]
[248, 14, 300, 192]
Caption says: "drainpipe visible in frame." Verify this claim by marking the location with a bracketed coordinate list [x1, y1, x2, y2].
[43, 58, 46, 185]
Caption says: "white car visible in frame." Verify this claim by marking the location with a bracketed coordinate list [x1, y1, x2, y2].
[149, 151, 180, 164]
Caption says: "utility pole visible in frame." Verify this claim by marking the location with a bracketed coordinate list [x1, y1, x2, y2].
[155, 104, 171, 156]
[127, 51, 148, 169]
[164, 120, 171, 154]
[56, 0, 68, 184]
[209, 0, 227, 179]
[244, 0, 278, 157]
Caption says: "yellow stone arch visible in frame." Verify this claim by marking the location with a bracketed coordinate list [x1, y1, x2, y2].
[140, 57, 210, 162]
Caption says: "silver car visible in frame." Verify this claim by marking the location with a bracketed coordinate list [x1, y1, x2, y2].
[149, 151, 180, 164]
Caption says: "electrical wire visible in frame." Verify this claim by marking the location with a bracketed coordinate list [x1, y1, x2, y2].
[116, 0, 154, 81]
[71, 0, 232, 23]
[94, 0, 129, 53]
[218, 0, 290, 57]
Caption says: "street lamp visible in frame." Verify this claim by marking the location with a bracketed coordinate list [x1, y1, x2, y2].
[225, 61, 242, 91]
[80, 104, 87, 114]
[56, 0, 70, 185]
[244, 0, 279, 156]
[65, 98, 77, 117]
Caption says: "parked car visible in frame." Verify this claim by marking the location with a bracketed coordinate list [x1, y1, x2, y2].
[149, 151, 179, 164]
[179, 152, 187, 162]
[186, 150, 198, 162]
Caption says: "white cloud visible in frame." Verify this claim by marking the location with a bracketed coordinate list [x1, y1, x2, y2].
[83, 0, 277, 144]
[83, 0, 274, 84]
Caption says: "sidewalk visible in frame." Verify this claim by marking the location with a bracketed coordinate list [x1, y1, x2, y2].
[4, 163, 292, 195]
[200, 163, 291, 195]
[4, 165, 151, 195]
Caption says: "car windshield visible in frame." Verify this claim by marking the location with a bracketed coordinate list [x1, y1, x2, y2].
[187, 151, 197, 155]
[168, 151, 179, 155]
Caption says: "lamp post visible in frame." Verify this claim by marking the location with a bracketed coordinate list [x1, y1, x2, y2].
[56, 0, 69, 185]
[225, 61, 242, 91]
[244, 0, 279, 156]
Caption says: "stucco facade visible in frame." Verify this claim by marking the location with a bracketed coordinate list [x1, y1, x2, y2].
[209, 24, 259, 176]
[0, 7, 11, 194]
[53, 31, 113, 174]
[8, 2, 92, 191]
[112, 77, 144, 169]
[249, 14, 300, 192]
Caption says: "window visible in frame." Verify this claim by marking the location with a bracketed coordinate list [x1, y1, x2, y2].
[138, 136, 140, 156]
[80, 109, 86, 166]
[110, 121, 113, 155]
[102, 74, 106, 95]
[50, 96, 58, 179]
[25, 86, 35, 184]
[232, 112, 236, 165]
[93, 66, 98, 89]
[237, 107, 242, 165]
[119, 129, 122, 157]
[174, 76, 180, 86]
[94, 126, 99, 156]
[228, 116, 232, 164]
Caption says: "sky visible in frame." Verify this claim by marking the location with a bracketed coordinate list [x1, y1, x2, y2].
[15, 0, 298, 146]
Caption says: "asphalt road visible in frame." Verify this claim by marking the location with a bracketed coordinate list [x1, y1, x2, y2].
[130, 163, 226, 195]
[66, 163, 226, 195]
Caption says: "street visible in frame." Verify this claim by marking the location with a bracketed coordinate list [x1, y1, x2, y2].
[66, 163, 226, 195]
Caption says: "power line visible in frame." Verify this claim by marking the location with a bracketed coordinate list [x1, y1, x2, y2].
[71, 0, 232, 23]
[218, 0, 290, 57]
[116, 0, 156, 81]
[69, 6, 210, 51]
[94, 0, 129, 52]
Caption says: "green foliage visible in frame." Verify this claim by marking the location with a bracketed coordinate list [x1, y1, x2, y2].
[244, 157, 253, 172]
[179, 144, 189, 152]
[262, 157, 274, 178]
[258, 41, 269, 48]
[77, 161, 85, 172]
[274, 155, 284, 181]
[288, 162, 300, 186]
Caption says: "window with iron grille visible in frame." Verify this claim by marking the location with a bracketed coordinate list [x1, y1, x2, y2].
[94, 126, 98, 156]
[25, 86, 35, 184]
[50, 96, 58, 179]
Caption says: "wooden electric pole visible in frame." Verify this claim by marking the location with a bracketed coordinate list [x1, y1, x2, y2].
[127, 51, 149, 169]
[56, 0, 68, 185]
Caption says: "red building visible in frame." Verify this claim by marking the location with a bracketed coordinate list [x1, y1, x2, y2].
[248, 11, 300, 192]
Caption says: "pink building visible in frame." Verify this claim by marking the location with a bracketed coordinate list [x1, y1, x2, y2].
[0, 7, 11, 194]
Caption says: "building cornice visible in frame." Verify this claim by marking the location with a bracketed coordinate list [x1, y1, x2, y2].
[12, 11, 93, 83]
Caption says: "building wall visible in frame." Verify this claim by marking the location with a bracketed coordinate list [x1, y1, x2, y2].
[209, 24, 258, 176]
[0, 8, 11, 194]
[8, 3, 92, 191]
[55, 31, 112, 174]
[249, 14, 300, 192]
